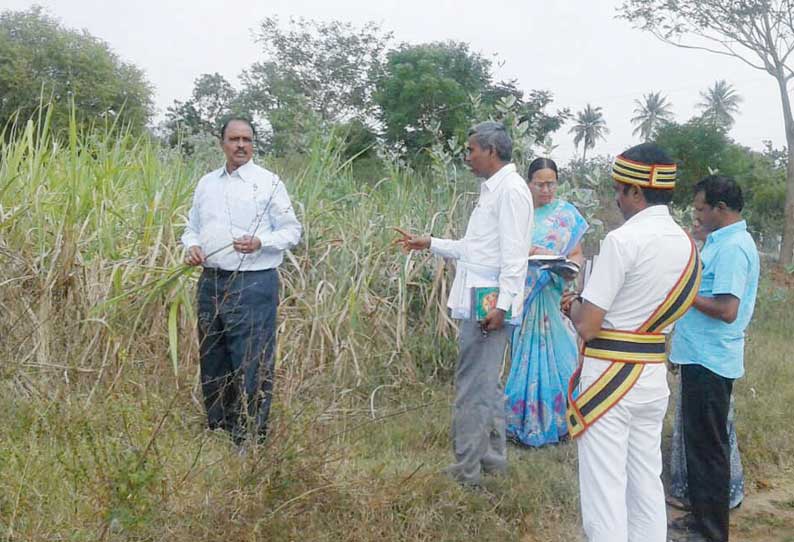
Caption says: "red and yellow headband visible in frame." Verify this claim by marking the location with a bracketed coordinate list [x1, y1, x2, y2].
[612, 155, 677, 190]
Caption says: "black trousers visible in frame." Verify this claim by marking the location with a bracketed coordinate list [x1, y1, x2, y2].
[197, 268, 278, 443]
[681, 363, 733, 542]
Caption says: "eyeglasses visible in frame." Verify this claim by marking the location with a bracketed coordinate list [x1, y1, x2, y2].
[533, 181, 558, 191]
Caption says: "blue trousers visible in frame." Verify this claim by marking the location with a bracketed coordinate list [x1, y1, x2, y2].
[197, 268, 278, 442]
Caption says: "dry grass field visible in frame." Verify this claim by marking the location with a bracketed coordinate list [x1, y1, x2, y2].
[1, 119, 792, 541]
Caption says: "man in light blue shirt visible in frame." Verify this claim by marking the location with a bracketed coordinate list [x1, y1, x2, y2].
[670, 175, 759, 542]
[182, 117, 301, 445]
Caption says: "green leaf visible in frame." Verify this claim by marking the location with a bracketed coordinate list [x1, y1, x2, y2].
[168, 299, 181, 380]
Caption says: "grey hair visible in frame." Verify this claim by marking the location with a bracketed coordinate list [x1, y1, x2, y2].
[468, 121, 512, 161]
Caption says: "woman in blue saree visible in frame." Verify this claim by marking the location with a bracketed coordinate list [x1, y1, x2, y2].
[505, 158, 588, 447]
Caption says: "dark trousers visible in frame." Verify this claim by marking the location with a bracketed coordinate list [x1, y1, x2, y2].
[681, 364, 733, 542]
[197, 268, 278, 443]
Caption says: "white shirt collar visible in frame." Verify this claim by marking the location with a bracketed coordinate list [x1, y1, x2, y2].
[219, 159, 255, 181]
[624, 204, 670, 225]
[482, 163, 516, 192]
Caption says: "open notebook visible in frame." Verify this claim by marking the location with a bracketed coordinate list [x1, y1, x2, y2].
[528, 254, 581, 277]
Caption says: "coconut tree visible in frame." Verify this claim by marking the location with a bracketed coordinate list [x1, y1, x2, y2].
[631, 91, 674, 141]
[569, 104, 609, 163]
[619, 0, 794, 266]
[697, 80, 743, 130]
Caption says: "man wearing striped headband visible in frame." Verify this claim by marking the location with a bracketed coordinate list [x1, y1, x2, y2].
[562, 143, 699, 542]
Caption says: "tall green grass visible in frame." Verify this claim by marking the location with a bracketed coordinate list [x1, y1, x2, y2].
[1, 112, 792, 540]
[0, 112, 475, 395]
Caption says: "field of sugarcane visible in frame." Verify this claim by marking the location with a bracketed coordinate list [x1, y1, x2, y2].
[2, 114, 793, 541]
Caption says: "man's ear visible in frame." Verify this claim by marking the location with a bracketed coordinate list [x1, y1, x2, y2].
[717, 201, 729, 212]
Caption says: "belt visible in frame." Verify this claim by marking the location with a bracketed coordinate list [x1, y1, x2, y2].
[201, 267, 275, 277]
[583, 330, 667, 364]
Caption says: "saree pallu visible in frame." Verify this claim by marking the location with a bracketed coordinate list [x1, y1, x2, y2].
[505, 199, 587, 447]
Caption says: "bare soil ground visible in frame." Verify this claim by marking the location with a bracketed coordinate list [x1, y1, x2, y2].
[667, 475, 794, 542]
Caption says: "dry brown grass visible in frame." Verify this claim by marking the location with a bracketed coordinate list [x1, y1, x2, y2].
[2, 118, 793, 541]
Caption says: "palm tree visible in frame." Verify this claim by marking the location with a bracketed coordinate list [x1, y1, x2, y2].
[697, 80, 743, 130]
[569, 104, 609, 163]
[631, 91, 674, 141]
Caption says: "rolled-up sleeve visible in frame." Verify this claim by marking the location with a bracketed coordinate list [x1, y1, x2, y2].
[496, 185, 533, 312]
[255, 181, 302, 251]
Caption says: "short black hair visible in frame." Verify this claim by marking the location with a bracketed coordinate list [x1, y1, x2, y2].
[220, 116, 256, 140]
[620, 142, 675, 205]
[528, 157, 558, 180]
[694, 175, 744, 212]
[621, 183, 674, 205]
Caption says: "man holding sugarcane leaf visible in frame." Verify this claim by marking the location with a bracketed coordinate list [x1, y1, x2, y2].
[394, 121, 533, 487]
[182, 117, 302, 445]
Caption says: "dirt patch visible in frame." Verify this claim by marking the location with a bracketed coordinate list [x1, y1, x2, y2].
[668, 476, 794, 542]
[768, 264, 794, 289]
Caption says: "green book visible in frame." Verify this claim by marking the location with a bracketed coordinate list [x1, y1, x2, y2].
[472, 287, 511, 321]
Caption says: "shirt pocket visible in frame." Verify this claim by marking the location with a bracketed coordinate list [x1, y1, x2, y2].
[468, 199, 498, 237]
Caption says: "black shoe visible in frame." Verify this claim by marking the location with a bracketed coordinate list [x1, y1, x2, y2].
[669, 532, 710, 542]
[668, 513, 699, 533]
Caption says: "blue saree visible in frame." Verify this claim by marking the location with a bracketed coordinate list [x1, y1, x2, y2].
[505, 199, 588, 447]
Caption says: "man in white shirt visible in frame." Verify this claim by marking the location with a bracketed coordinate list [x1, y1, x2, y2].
[395, 121, 533, 486]
[182, 118, 302, 444]
[562, 143, 700, 542]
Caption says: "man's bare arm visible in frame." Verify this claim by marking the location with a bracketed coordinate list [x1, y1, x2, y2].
[693, 294, 740, 324]
[562, 293, 606, 343]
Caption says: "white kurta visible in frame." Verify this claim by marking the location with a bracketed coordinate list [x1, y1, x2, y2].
[578, 205, 691, 542]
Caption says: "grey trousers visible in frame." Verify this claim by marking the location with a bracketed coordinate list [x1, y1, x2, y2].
[448, 319, 511, 485]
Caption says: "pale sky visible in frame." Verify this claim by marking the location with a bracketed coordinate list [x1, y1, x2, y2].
[2, 0, 786, 162]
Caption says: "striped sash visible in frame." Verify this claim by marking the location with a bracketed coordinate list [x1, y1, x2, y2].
[566, 236, 702, 439]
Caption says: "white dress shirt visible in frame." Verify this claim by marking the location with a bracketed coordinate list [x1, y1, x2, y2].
[181, 160, 302, 271]
[581, 205, 691, 402]
[430, 163, 534, 321]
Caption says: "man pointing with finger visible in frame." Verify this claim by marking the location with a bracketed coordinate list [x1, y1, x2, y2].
[182, 117, 302, 445]
[396, 121, 533, 486]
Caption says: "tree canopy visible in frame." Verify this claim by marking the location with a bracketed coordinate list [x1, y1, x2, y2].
[619, 0, 794, 263]
[0, 7, 153, 134]
[655, 118, 786, 234]
[374, 41, 493, 158]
